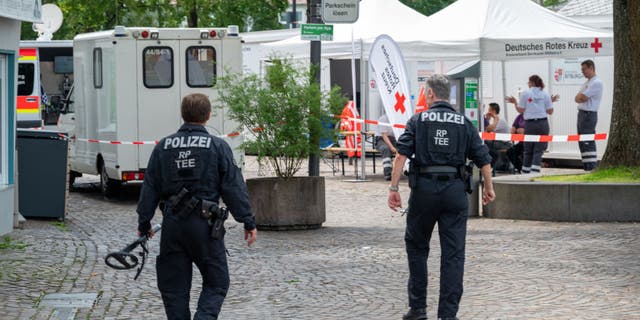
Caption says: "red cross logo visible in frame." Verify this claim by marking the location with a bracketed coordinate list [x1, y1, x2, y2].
[591, 38, 602, 54]
[528, 97, 533, 103]
[394, 92, 406, 114]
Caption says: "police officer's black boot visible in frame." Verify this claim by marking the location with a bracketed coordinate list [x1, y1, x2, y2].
[403, 308, 427, 320]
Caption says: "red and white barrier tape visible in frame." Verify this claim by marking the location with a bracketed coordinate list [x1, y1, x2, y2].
[75, 138, 159, 145]
[74, 131, 241, 145]
[338, 116, 608, 142]
[27, 116, 608, 144]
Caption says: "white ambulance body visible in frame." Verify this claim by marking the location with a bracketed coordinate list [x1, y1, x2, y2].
[63, 27, 242, 196]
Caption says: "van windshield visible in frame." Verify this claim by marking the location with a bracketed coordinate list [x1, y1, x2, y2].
[18, 63, 35, 96]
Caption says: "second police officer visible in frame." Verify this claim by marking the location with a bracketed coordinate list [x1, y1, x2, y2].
[388, 75, 495, 320]
[137, 93, 257, 320]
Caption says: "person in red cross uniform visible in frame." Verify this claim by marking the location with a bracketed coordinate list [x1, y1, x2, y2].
[506, 75, 559, 174]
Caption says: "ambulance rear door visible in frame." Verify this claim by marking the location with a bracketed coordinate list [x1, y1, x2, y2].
[136, 41, 182, 169]
[177, 36, 243, 167]
[17, 48, 41, 128]
[178, 39, 221, 134]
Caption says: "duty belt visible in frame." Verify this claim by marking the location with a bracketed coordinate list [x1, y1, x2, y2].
[417, 166, 458, 174]
[417, 166, 461, 181]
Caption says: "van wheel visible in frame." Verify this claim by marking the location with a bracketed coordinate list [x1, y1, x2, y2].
[100, 163, 121, 198]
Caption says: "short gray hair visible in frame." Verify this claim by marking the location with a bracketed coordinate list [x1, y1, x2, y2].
[427, 74, 451, 101]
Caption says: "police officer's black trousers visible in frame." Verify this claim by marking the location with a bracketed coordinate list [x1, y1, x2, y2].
[157, 211, 229, 320]
[405, 177, 468, 318]
[577, 110, 598, 170]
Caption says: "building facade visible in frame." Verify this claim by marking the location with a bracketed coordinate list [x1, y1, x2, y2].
[557, 0, 612, 30]
[281, 0, 307, 28]
[0, 0, 42, 235]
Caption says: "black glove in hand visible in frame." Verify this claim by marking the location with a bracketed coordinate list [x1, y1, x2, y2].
[138, 221, 152, 236]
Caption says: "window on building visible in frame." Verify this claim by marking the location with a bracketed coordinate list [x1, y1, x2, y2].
[0, 54, 7, 182]
[143, 47, 173, 88]
[281, 11, 302, 26]
[186, 46, 216, 87]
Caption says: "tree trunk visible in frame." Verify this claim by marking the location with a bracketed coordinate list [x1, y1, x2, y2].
[600, 0, 640, 167]
[187, 0, 198, 27]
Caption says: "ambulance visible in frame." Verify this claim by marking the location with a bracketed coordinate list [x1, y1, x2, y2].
[17, 40, 73, 128]
[59, 27, 243, 197]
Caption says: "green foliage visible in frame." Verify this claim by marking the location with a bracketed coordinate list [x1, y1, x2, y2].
[399, 0, 457, 16]
[537, 166, 640, 183]
[543, 0, 568, 8]
[400, 0, 566, 17]
[211, 0, 288, 32]
[52, 221, 70, 232]
[217, 57, 347, 178]
[20, 0, 288, 40]
[0, 236, 29, 250]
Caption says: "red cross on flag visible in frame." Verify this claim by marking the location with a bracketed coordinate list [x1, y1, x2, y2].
[369, 35, 412, 138]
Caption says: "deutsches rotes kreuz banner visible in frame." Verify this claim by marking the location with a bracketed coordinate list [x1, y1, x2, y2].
[482, 37, 613, 60]
[369, 35, 412, 139]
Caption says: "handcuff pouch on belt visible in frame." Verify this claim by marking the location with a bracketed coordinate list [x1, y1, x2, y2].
[200, 200, 229, 240]
[166, 187, 198, 218]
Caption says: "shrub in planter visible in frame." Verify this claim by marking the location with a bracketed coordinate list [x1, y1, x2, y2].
[217, 57, 346, 229]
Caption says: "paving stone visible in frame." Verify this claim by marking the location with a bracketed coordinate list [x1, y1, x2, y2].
[0, 157, 638, 319]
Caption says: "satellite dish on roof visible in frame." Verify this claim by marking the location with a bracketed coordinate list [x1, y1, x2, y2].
[33, 4, 63, 41]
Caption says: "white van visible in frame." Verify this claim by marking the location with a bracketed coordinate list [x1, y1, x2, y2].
[60, 27, 243, 197]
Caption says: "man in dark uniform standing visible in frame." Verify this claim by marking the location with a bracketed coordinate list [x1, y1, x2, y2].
[137, 93, 257, 320]
[388, 75, 495, 320]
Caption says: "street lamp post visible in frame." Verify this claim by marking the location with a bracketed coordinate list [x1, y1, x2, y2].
[308, 0, 322, 176]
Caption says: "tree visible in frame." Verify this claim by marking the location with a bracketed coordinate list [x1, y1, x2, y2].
[543, 0, 568, 7]
[399, 0, 456, 16]
[211, 0, 288, 31]
[600, 0, 640, 167]
[20, 0, 287, 40]
[400, 0, 566, 17]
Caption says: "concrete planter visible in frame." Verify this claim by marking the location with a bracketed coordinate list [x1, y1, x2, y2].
[484, 180, 640, 222]
[246, 176, 326, 230]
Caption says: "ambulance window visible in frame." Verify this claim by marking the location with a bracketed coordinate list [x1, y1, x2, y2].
[143, 47, 174, 88]
[186, 46, 216, 87]
[17, 63, 35, 96]
[93, 48, 103, 88]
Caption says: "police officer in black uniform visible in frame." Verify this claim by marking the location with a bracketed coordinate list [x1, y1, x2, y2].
[388, 75, 495, 320]
[137, 93, 257, 320]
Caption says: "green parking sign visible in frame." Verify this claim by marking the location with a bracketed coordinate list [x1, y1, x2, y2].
[301, 24, 333, 41]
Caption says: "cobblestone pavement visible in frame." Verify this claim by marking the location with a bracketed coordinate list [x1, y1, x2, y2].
[0, 157, 639, 319]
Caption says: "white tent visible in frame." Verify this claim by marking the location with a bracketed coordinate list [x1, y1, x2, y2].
[266, 0, 613, 61]
[421, 0, 612, 60]
[264, 0, 614, 160]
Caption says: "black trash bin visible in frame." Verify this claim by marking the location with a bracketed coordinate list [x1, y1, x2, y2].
[17, 129, 69, 220]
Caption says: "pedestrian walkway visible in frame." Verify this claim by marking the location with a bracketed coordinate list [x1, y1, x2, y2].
[0, 157, 638, 319]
